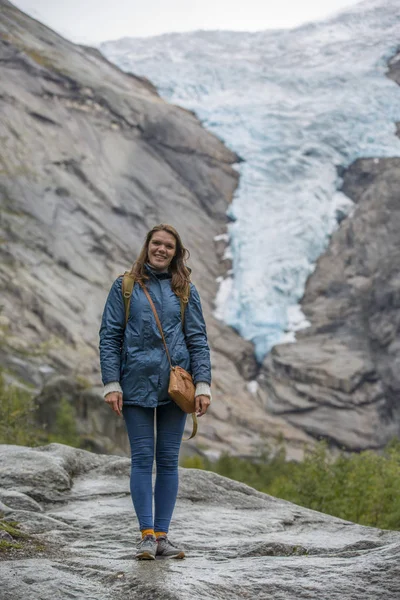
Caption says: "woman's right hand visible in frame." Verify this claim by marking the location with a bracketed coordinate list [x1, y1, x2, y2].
[104, 391, 123, 417]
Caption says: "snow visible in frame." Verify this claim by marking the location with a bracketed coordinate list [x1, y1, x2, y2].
[101, 0, 400, 361]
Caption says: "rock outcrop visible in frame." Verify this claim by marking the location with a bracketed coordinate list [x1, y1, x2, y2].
[3, 0, 400, 458]
[258, 52, 400, 451]
[0, 0, 309, 458]
[0, 443, 399, 599]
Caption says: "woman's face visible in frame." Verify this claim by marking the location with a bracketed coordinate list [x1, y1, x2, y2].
[147, 230, 177, 272]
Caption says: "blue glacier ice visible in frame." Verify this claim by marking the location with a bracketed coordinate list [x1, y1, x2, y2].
[101, 0, 400, 362]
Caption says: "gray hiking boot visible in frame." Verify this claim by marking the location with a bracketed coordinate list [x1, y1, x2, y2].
[136, 534, 157, 560]
[156, 535, 185, 559]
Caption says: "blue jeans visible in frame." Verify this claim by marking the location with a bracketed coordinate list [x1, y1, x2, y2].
[123, 401, 187, 532]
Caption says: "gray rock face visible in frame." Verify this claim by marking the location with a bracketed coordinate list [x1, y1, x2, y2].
[0, 489, 43, 512]
[259, 154, 400, 450]
[1, 444, 400, 599]
[257, 53, 400, 451]
[0, 0, 307, 458]
[3, 0, 400, 458]
[34, 375, 131, 456]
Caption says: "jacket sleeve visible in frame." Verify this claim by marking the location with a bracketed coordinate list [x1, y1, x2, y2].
[184, 283, 211, 386]
[99, 277, 125, 385]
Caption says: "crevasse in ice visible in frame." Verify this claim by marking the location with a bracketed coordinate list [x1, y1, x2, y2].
[101, 0, 400, 362]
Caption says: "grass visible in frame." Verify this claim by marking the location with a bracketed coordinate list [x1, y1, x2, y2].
[0, 541, 23, 551]
[0, 520, 29, 539]
[0, 517, 47, 558]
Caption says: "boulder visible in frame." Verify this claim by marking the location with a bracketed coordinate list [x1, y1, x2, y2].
[0, 444, 399, 599]
[0, 489, 43, 513]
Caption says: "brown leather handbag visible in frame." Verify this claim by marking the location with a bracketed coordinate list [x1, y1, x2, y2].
[139, 282, 198, 438]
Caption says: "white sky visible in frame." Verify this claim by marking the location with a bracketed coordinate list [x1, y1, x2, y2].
[11, 0, 364, 43]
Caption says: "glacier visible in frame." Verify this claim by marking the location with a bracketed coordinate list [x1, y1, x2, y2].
[101, 0, 400, 362]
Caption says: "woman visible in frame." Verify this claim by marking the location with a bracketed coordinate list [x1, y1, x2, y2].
[99, 224, 212, 560]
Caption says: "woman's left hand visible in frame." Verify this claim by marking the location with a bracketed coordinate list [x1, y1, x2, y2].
[195, 394, 211, 417]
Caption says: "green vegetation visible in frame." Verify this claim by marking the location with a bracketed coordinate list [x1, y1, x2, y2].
[0, 519, 28, 540]
[48, 397, 80, 447]
[0, 374, 80, 447]
[0, 374, 38, 446]
[0, 516, 46, 555]
[182, 439, 400, 530]
[0, 518, 24, 552]
[0, 540, 23, 551]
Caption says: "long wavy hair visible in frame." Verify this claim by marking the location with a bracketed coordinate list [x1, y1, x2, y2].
[130, 224, 191, 302]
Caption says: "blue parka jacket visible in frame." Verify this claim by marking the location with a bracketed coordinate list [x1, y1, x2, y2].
[99, 265, 211, 407]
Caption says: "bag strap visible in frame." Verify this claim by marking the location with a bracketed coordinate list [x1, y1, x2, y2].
[139, 281, 198, 440]
[184, 414, 197, 441]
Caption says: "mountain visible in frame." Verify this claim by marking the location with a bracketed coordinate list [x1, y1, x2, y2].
[101, 0, 400, 360]
[0, 0, 309, 458]
[3, 0, 400, 457]
[260, 53, 400, 449]
[101, 1, 400, 451]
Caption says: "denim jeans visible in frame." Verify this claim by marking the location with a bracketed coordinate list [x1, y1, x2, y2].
[123, 401, 187, 532]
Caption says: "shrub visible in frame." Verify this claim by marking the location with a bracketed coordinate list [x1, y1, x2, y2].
[0, 374, 38, 446]
[0, 373, 80, 447]
[182, 439, 400, 530]
[45, 396, 80, 447]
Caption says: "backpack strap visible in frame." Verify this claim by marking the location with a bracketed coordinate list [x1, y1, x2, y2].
[122, 271, 136, 326]
[180, 282, 190, 329]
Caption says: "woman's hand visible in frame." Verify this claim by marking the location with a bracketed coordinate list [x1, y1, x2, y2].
[195, 394, 210, 417]
[105, 391, 123, 417]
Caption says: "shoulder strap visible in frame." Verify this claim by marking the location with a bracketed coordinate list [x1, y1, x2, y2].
[180, 283, 190, 328]
[122, 272, 136, 327]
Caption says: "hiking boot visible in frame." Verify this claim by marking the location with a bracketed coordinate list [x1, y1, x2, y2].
[156, 535, 185, 559]
[136, 534, 157, 560]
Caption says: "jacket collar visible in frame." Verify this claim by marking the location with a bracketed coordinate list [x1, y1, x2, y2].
[144, 263, 172, 279]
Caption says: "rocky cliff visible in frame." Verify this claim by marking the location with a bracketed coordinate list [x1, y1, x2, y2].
[0, 1, 309, 458]
[2, 0, 400, 458]
[258, 51, 400, 451]
[1, 443, 399, 599]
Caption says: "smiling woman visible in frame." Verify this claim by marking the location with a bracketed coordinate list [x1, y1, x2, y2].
[147, 230, 177, 272]
[99, 224, 212, 560]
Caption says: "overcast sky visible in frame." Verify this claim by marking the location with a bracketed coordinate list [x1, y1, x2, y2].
[12, 0, 363, 43]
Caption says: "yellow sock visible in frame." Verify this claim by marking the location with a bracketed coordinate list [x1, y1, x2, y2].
[141, 528, 155, 539]
[155, 531, 167, 538]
